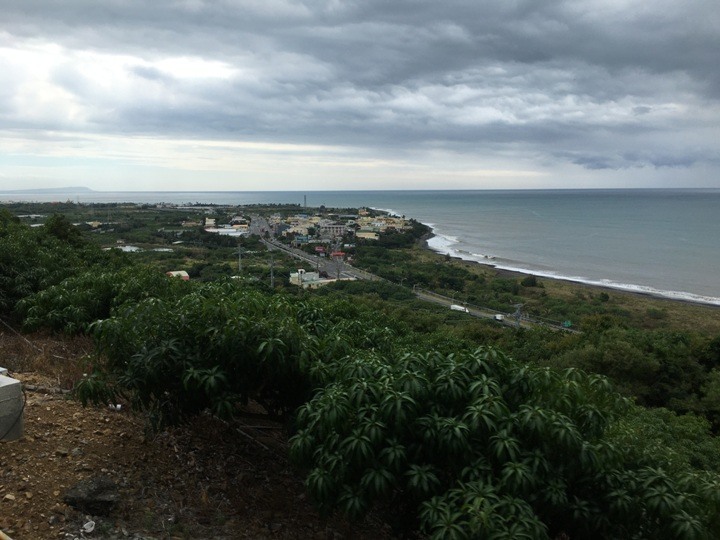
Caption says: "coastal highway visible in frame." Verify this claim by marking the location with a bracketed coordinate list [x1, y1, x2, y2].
[413, 288, 577, 332]
[261, 238, 379, 281]
[259, 236, 575, 332]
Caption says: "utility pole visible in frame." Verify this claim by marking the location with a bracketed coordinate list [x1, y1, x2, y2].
[513, 304, 524, 328]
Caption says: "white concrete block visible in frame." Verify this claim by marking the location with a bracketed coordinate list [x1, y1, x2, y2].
[0, 374, 24, 441]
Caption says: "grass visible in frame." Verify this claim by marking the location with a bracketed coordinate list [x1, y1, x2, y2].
[405, 244, 720, 335]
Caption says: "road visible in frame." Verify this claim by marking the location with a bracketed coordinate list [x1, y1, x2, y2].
[258, 232, 576, 332]
[261, 238, 378, 281]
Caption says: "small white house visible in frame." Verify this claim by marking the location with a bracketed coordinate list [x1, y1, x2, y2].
[289, 269, 355, 289]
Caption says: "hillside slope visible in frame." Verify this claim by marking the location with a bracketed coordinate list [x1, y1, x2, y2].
[0, 333, 391, 540]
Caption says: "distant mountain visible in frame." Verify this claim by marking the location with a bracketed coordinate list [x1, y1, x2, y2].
[0, 186, 94, 193]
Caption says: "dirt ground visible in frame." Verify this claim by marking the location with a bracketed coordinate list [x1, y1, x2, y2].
[0, 332, 393, 540]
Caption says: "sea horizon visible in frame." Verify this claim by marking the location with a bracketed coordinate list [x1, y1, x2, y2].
[4, 186, 720, 194]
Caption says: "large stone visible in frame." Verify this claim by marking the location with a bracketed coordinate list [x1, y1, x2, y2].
[63, 475, 120, 516]
[0, 374, 24, 441]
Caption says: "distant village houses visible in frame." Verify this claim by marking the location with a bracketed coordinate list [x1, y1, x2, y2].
[195, 206, 411, 246]
[277, 208, 410, 242]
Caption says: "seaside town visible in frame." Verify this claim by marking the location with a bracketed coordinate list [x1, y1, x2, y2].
[211, 207, 414, 289]
[193, 206, 411, 242]
[186, 206, 412, 289]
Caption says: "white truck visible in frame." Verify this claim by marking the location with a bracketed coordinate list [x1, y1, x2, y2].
[450, 304, 469, 313]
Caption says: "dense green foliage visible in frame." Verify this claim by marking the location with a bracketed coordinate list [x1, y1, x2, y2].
[68, 277, 720, 537]
[321, 282, 720, 430]
[18, 266, 186, 335]
[292, 346, 720, 538]
[0, 209, 124, 318]
[73, 282, 413, 428]
[82, 283, 310, 425]
[5, 205, 720, 538]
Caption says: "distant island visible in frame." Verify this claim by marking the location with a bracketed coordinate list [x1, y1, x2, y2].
[0, 186, 94, 194]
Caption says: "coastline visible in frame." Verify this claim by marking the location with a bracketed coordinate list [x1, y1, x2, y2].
[419, 229, 720, 310]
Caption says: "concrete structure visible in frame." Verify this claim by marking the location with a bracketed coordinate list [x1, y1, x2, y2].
[317, 221, 347, 237]
[356, 230, 379, 240]
[0, 373, 24, 441]
[205, 227, 247, 236]
[289, 269, 330, 289]
[289, 269, 355, 289]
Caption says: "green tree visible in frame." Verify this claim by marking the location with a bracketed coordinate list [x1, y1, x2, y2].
[0, 219, 94, 315]
[18, 266, 185, 335]
[44, 213, 86, 247]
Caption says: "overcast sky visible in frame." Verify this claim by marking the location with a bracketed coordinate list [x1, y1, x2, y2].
[1, 0, 719, 191]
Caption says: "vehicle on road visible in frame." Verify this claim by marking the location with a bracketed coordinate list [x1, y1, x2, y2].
[450, 304, 469, 313]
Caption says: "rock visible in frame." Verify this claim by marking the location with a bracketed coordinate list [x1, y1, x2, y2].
[51, 503, 65, 514]
[63, 475, 120, 516]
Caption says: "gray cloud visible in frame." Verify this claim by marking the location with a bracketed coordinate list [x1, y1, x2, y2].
[1, 0, 719, 180]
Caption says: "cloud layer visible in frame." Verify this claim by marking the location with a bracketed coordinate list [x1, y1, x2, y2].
[1, 0, 719, 190]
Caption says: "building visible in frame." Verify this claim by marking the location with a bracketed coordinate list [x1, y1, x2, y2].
[356, 230, 379, 241]
[317, 220, 347, 238]
[289, 269, 355, 289]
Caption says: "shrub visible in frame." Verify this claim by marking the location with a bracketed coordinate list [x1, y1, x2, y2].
[18, 266, 187, 335]
[0, 217, 103, 316]
[292, 347, 720, 538]
[74, 283, 410, 428]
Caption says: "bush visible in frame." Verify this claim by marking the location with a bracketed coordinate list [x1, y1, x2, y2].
[0, 216, 108, 317]
[292, 347, 720, 538]
[491, 278, 520, 295]
[74, 283, 410, 428]
[318, 280, 415, 301]
[19, 266, 188, 335]
[521, 275, 539, 287]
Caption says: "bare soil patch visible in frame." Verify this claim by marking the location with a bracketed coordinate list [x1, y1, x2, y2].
[0, 332, 393, 540]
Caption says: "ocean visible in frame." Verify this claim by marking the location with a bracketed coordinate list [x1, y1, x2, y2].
[2, 188, 719, 306]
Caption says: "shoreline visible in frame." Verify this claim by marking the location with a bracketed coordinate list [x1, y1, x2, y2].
[419, 231, 720, 310]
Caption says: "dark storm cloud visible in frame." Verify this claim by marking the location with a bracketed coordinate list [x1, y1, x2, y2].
[1, 0, 719, 171]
